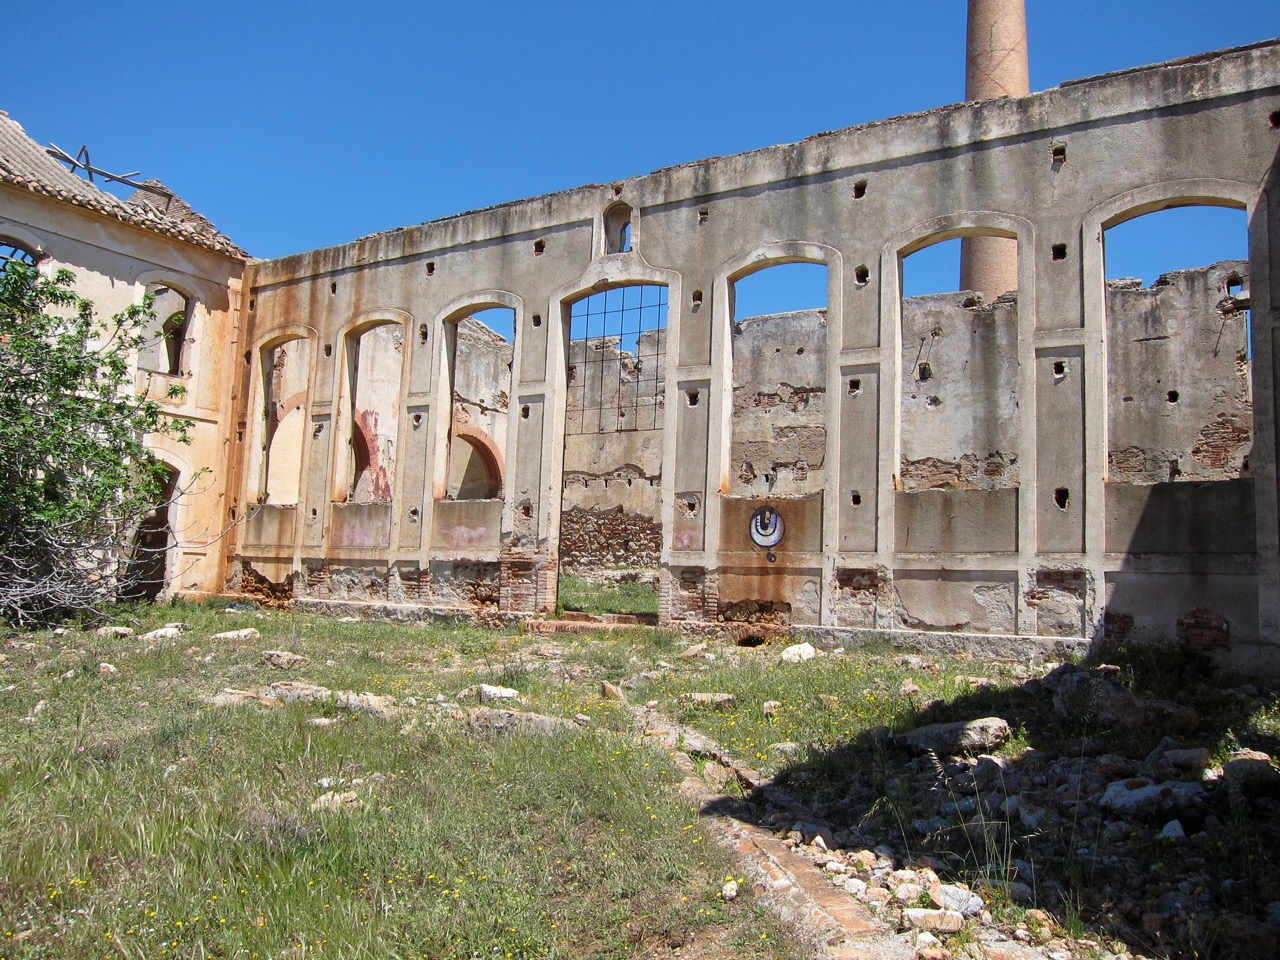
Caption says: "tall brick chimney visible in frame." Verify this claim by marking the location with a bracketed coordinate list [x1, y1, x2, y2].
[959, 0, 1029, 300]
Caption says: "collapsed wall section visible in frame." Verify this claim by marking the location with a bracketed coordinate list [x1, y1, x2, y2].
[559, 328, 665, 571]
[1102, 260, 1256, 650]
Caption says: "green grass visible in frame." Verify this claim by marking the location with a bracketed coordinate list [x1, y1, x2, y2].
[632, 644, 1015, 775]
[557, 574, 658, 618]
[0, 603, 799, 960]
[7, 604, 1279, 960]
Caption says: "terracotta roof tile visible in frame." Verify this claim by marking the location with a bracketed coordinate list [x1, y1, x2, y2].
[0, 111, 247, 259]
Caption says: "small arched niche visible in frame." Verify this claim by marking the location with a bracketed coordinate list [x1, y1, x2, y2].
[604, 202, 633, 254]
[447, 431, 503, 499]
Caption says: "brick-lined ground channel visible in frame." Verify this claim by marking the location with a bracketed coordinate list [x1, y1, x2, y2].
[629, 704, 915, 959]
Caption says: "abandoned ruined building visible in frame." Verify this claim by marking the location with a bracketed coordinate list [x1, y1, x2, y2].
[3, 36, 1280, 671]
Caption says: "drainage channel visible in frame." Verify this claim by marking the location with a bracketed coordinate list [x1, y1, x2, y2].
[629, 705, 913, 960]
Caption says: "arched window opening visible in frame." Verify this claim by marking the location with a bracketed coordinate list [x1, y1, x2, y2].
[261, 337, 311, 504]
[1102, 203, 1251, 646]
[557, 283, 668, 618]
[604, 203, 633, 254]
[1103, 205, 1251, 487]
[347, 323, 402, 502]
[899, 235, 1019, 493]
[141, 284, 192, 376]
[448, 435, 501, 499]
[729, 262, 828, 498]
[0, 237, 37, 275]
[120, 464, 179, 602]
[445, 307, 512, 501]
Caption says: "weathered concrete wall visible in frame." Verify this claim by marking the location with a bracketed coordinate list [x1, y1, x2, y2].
[226, 40, 1280, 670]
[559, 326, 665, 568]
[1106, 262, 1251, 485]
[900, 294, 1020, 491]
[731, 309, 828, 498]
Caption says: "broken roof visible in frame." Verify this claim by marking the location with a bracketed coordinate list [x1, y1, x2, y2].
[0, 111, 247, 259]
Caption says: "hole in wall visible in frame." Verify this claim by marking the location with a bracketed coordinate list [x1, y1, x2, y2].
[691, 289, 703, 309]
[686, 389, 700, 406]
[1167, 390, 1180, 403]
[1226, 274, 1244, 297]
[961, 295, 983, 308]
[330, 281, 337, 294]
[605, 202, 633, 253]
[1051, 143, 1067, 164]
[853, 179, 868, 198]
[918, 361, 932, 381]
[848, 378, 862, 396]
[532, 314, 542, 327]
[312, 423, 323, 438]
[408, 507, 420, 522]
[521, 404, 530, 419]
[612, 183, 623, 197]
[1054, 487, 1070, 510]
[854, 264, 870, 286]
[534, 239, 546, 256]
[243, 350, 252, 367]
[926, 395, 942, 409]
[1052, 243, 1068, 261]
[1270, 110, 1280, 128]
[412, 413, 423, 428]
[698, 209, 709, 224]
[248, 298, 256, 310]
[419, 323, 429, 344]
[310, 507, 318, 518]
[426, 261, 436, 276]
[1053, 360, 1067, 377]
[796, 347, 804, 356]
[236, 429, 243, 443]
[324, 344, 333, 357]
[520, 502, 532, 519]
[851, 490, 862, 506]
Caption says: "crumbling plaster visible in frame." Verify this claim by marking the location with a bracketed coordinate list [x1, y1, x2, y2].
[228, 41, 1280, 669]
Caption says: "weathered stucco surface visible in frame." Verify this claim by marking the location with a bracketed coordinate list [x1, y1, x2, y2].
[218, 39, 1280, 670]
[7, 38, 1280, 670]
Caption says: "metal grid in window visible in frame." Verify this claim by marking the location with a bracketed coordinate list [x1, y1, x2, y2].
[0, 239, 36, 274]
[566, 284, 667, 434]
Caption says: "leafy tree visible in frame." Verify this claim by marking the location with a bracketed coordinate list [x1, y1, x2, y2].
[0, 261, 190, 625]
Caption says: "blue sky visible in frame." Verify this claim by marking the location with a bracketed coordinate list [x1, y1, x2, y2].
[2, 0, 1272, 309]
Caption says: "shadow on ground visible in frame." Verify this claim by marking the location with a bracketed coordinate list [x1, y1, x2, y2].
[703, 641, 1280, 959]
